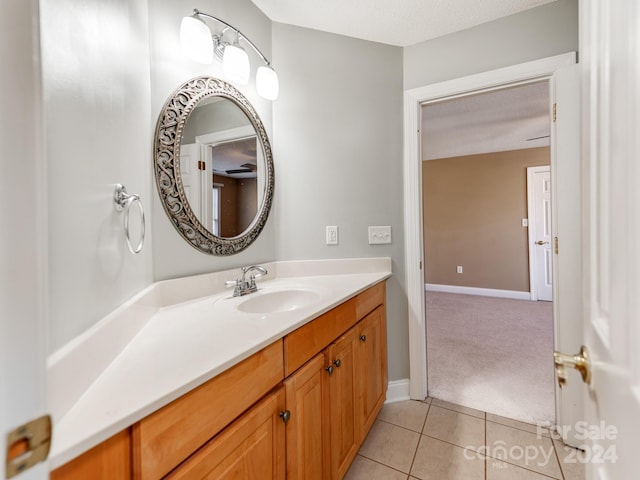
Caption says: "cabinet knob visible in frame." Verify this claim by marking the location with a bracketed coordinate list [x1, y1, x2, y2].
[360, 334, 367, 342]
[325, 365, 334, 375]
[333, 359, 342, 368]
[279, 410, 291, 424]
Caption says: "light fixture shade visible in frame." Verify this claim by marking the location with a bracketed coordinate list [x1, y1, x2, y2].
[256, 66, 279, 100]
[180, 15, 213, 64]
[223, 44, 250, 85]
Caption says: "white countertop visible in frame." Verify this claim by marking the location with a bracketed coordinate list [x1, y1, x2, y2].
[48, 258, 392, 469]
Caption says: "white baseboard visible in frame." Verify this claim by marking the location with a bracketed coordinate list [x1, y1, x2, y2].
[385, 379, 410, 403]
[425, 283, 531, 301]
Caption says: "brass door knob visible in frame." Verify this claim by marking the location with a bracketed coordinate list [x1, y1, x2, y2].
[553, 345, 591, 387]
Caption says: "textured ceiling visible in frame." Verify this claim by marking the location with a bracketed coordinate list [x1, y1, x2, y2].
[250, 0, 555, 47]
[422, 81, 550, 161]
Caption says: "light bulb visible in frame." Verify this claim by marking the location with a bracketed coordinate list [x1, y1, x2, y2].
[223, 44, 250, 85]
[180, 15, 213, 64]
[256, 66, 279, 100]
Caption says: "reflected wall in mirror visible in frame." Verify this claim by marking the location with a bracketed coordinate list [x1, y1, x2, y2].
[154, 76, 274, 255]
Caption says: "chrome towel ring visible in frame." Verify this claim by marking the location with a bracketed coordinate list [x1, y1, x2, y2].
[113, 184, 145, 254]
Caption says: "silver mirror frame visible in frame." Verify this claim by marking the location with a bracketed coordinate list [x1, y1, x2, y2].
[154, 76, 274, 255]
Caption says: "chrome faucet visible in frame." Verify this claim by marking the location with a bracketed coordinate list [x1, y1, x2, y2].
[227, 265, 268, 297]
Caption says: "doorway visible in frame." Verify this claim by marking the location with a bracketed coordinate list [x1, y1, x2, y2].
[421, 82, 555, 423]
[403, 53, 583, 437]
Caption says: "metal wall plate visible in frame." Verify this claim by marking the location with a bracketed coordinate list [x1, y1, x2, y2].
[6, 415, 51, 478]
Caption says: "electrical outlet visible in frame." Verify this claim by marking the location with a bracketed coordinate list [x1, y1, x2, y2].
[457, 266, 463, 274]
[326, 226, 338, 245]
[368, 226, 392, 245]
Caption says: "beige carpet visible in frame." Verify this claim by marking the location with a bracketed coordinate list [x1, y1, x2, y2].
[426, 291, 556, 425]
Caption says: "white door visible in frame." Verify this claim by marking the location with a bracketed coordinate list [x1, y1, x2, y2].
[528, 166, 553, 301]
[1, 1, 49, 479]
[179, 143, 203, 220]
[574, 1, 640, 477]
[551, 64, 584, 447]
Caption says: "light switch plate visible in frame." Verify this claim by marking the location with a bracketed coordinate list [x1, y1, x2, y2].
[368, 226, 392, 245]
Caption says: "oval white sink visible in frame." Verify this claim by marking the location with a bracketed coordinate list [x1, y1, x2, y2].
[237, 289, 321, 314]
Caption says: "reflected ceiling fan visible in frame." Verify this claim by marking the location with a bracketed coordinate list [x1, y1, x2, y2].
[214, 163, 257, 175]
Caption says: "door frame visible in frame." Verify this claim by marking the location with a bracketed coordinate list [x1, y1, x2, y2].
[1, 0, 49, 478]
[403, 52, 576, 400]
[527, 165, 552, 301]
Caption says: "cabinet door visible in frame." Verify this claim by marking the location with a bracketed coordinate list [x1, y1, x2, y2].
[165, 388, 286, 480]
[284, 353, 328, 479]
[326, 328, 359, 480]
[356, 305, 388, 441]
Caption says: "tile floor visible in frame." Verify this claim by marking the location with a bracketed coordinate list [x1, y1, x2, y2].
[345, 397, 586, 480]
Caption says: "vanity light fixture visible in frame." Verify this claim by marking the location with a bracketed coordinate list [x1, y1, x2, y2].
[180, 9, 279, 100]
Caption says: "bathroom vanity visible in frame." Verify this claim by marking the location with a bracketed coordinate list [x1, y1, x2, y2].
[49, 259, 390, 479]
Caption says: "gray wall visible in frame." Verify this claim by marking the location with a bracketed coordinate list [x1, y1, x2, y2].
[149, 0, 277, 280]
[42, 0, 154, 353]
[271, 24, 408, 381]
[42, 0, 579, 383]
[44, 0, 274, 353]
[404, 0, 579, 89]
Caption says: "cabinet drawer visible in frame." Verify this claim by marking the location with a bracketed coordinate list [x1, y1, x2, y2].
[165, 388, 286, 480]
[355, 282, 385, 320]
[284, 298, 356, 376]
[132, 340, 284, 480]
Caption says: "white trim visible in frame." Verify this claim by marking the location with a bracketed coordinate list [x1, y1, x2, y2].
[425, 283, 532, 300]
[526, 166, 551, 301]
[195, 125, 256, 145]
[385, 379, 411, 404]
[404, 52, 576, 401]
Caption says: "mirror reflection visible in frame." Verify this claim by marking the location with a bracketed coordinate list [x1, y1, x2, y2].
[180, 97, 264, 238]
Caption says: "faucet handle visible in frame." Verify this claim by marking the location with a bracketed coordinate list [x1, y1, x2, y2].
[225, 280, 239, 288]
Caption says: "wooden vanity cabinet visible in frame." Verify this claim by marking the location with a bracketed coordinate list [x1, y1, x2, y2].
[51, 281, 387, 480]
[284, 283, 388, 480]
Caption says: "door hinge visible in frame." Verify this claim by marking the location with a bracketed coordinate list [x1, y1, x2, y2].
[553, 103, 557, 123]
[198, 160, 206, 171]
[6, 415, 51, 478]
[554, 236, 559, 254]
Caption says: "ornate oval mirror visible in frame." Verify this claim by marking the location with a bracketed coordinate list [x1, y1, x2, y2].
[154, 76, 274, 255]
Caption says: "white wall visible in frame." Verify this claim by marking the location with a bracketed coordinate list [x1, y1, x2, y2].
[149, 0, 276, 280]
[404, 0, 579, 89]
[271, 24, 408, 381]
[42, 0, 154, 353]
